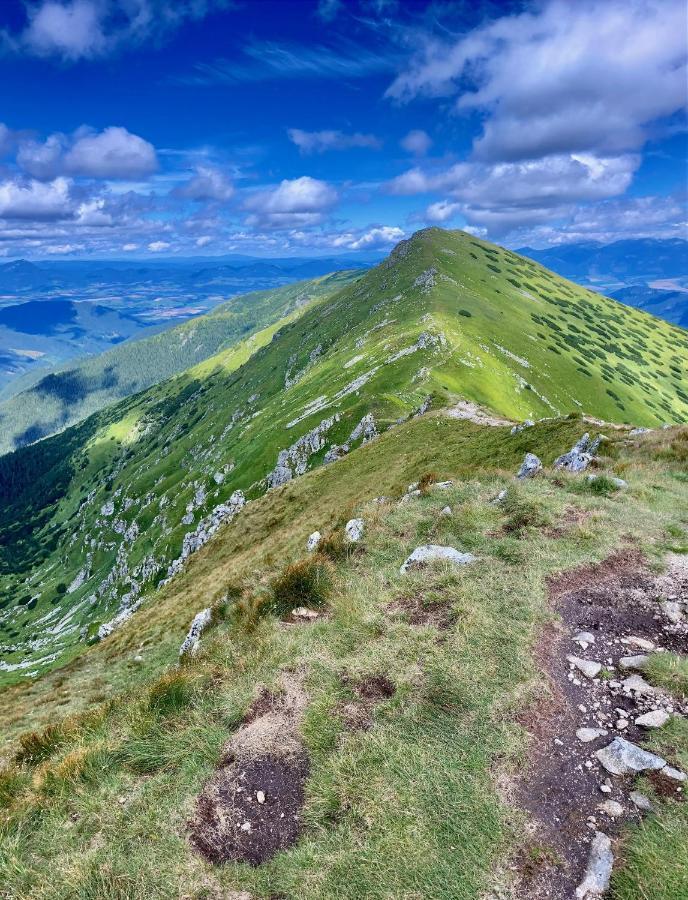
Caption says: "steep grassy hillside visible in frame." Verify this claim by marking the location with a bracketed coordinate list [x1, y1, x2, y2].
[0, 271, 360, 454]
[0, 228, 686, 692]
[0, 417, 686, 900]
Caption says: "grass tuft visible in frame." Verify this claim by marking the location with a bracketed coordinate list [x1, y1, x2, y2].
[269, 554, 333, 616]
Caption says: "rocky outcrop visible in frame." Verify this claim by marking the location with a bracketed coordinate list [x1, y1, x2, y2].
[179, 608, 212, 657]
[516, 452, 542, 479]
[554, 433, 602, 473]
[345, 519, 364, 543]
[267, 415, 341, 488]
[165, 490, 246, 581]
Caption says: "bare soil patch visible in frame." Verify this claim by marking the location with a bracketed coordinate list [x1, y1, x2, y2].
[515, 549, 688, 899]
[339, 674, 396, 731]
[189, 674, 309, 866]
[387, 594, 455, 630]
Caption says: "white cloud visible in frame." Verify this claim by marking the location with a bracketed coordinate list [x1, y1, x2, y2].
[174, 166, 234, 201]
[387, 0, 687, 162]
[400, 129, 431, 156]
[148, 240, 170, 252]
[122, 242, 139, 251]
[288, 128, 382, 154]
[12, 0, 231, 62]
[44, 242, 84, 254]
[332, 225, 404, 250]
[75, 198, 113, 226]
[23, 0, 106, 61]
[244, 176, 338, 228]
[0, 176, 72, 220]
[196, 235, 213, 247]
[425, 200, 461, 223]
[17, 127, 158, 180]
[64, 127, 158, 178]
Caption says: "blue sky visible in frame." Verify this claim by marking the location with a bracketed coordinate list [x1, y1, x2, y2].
[0, 0, 686, 258]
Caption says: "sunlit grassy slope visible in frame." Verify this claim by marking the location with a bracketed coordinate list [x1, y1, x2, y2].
[0, 227, 686, 690]
[0, 270, 360, 454]
[0, 419, 686, 900]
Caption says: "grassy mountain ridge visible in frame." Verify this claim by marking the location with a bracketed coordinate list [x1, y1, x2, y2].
[0, 271, 360, 454]
[0, 415, 686, 899]
[0, 227, 686, 691]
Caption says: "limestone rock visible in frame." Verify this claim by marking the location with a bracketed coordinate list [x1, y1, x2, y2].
[662, 766, 686, 782]
[567, 655, 602, 679]
[619, 654, 649, 670]
[179, 608, 212, 657]
[635, 710, 670, 729]
[554, 433, 600, 473]
[596, 737, 666, 775]
[622, 674, 655, 695]
[306, 531, 322, 552]
[577, 728, 608, 743]
[662, 601, 683, 624]
[573, 631, 596, 648]
[629, 791, 653, 812]
[597, 800, 624, 817]
[516, 453, 542, 479]
[575, 831, 613, 899]
[400, 545, 476, 574]
[345, 518, 364, 543]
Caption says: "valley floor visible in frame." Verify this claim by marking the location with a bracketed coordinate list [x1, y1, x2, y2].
[0, 418, 687, 899]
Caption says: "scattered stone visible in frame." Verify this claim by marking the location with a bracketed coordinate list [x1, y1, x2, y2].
[573, 631, 596, 648]
[567, 655, 602, 680]
[306, 531, 321, 552]
[621, 674, 655, 696]
[492, 489, 507, 504]
[440, 506, 452, 517]
[516, 452, 542, 479]
[433, 480, 454, 490]
[630, 791, 653, 812]
[635, 710, 670, 729]
[577, 728, 608, 743]
[596, 737, 666, 776]
[662, 601, 683, 624]
[575, 831, 613, 899]
[400, 545, 476, 574]
[661, 766, 687, 782]
[599, 783, 612, 795]
[511, 420, 534, 435]
[629, 427, 650, 437]
[618, 654, 649, 670]
[291, 607, 319, 620]
[622, 636, 655, 651]
[345, 518, 364, 543]
[597, 800, 624, 818]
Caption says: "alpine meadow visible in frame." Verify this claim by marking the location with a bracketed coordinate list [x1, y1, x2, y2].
[1, 2, 687, 899]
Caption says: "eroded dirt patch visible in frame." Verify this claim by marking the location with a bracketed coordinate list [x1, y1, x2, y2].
[189, 673, 309, 866]
[340, 674, 396, 731]
[387, 594, 455, 630]
[514, 549, 688, 899]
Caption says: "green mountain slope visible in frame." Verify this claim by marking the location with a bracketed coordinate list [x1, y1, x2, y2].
[0, 227, 686, 690]
[0, 271, 360, 455]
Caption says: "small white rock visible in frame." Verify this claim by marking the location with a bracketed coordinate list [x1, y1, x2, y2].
[597, 800, 624, 818]
[345, 518, 364, 543]
[621, 637, 655, 651]
[306, 531, 322, 552]
[567, 655, 602, 680]
[256, 791, 266, 804]
[577, 728, 608, 743]
[630, 791, 653, 812]
[635, 710, 670, 729]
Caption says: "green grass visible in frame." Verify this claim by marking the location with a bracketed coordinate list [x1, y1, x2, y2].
[612, 716, 688, 900]
[643, 652, 688, 699]
[1, 228, 686, 687]
[0, 417, 687, 898]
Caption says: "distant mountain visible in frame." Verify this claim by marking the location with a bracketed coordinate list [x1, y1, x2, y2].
[0, 271, 361, 454]
[610, 285, 688, 329]
[1, 226, 686, 689]
[519, 239, 687, 327]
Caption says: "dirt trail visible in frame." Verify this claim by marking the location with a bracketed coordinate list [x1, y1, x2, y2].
[516, 549, 688, 899]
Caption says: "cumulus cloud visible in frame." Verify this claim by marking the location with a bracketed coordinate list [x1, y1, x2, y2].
[244, 176, 338, 228]
[288, 128, 382, 154]
[174, 166, 234, 201]
[0, 176, 73, 220]
[17, 127, 158, 180]
[196, 235, 213, 247]
[148, 240, 170, 252]
[387, 0, 687, 162]
[400, 129, 431, 156]
[64, 127, 158, 178]
[11, 0, 232, 61]
[332, 225, 404, 250]
[122, 242, 139, 251]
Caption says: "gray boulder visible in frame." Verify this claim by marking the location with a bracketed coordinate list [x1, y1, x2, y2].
[554, 433, 601, 473]
[516, 453, 542, 479]
[345, 518, 364, 543]
[179, 608, 212, 657]
[401, 544, 476, 574]
[596, 737, 666, 775]
[575, 831, 613, 899]
[306, 531, 322, 552]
